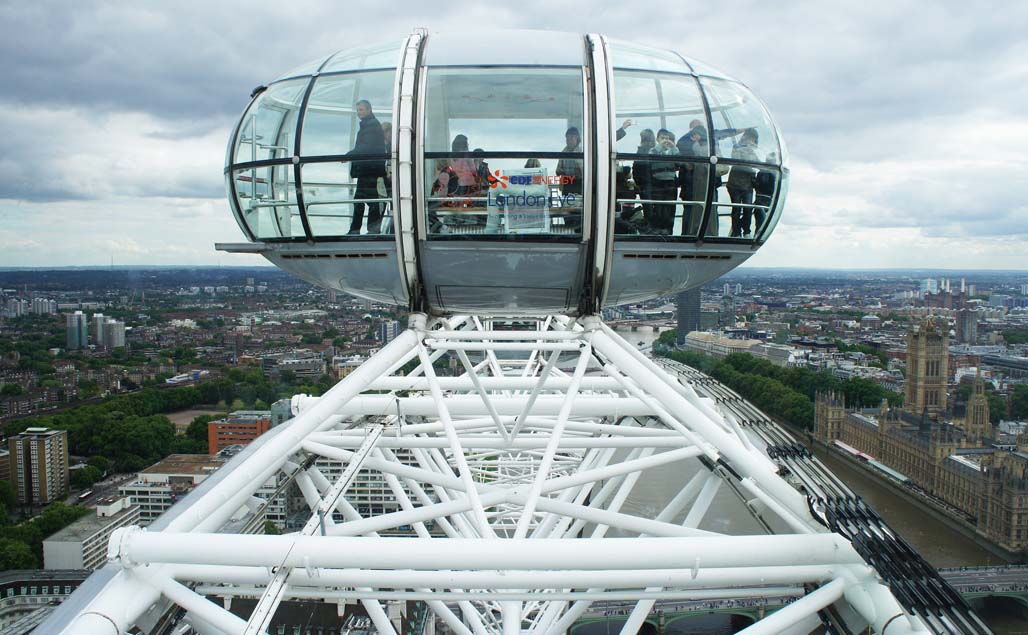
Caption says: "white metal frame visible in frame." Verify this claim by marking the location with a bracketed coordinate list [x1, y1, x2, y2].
[56, 315, 932, 635]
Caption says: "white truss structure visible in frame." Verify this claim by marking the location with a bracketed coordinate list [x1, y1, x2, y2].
[56, 314, 935, 635]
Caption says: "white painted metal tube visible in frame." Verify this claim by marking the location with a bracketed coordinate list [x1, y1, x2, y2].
[367, 375, 624, 392]
[60, 567, 164, 635]
[428, 341, 583, 351]
[190, 586, 805, 603]
[735, 577, 846, 635]
[115, 532, 863, 570]
[540, 446, 702, 496]
[296, 394, 656, 417]
[307, 435, 691, 449]
[138, 569, 249, 635]
[391, 417, 675, 437]
[429, 330, 584, 340]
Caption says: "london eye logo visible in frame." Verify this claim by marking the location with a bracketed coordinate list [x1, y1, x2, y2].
[487, 170, 509, 189]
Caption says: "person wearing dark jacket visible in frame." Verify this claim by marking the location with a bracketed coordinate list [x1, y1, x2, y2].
[631, 129, 656, 232]
[348, 100, 387, 235]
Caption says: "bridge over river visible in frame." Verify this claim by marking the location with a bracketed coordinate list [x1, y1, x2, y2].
[571, 568, 1028, 635]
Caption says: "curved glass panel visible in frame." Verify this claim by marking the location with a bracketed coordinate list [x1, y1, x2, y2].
[612, 71, 708, 156]
[424, 156, 582, 237]
[680, 56, 731, 79]
[607, 39, 691, 73]
[320, 40, 404, 73]
[423, 30, 584, 66]
[423, 68, 585, 153]
[274, 55, 331, 81]
[758, 168, 788, 243]
[613, 158, 708, 238]
[423, 67, 585, 240]
[232, 165, 304, 239]
[708, 165, 779, 240]
[701, 78, 781, 164]
[233, 79, 308, 164]
[225, 172, 251, 239]
[302, 162, 394, 238]
[300, 71, 395, 157]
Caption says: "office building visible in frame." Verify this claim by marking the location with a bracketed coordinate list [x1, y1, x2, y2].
[4, 298, 27, 318]
[30, 298, 57, 315]
[207, 410, 273, 455]
[675, 289, 701, 346]
[103, 319, 126, 350]
[378, 319, 402, 344]
[65, 312, 88, 351]
[956, 309, 978, 345]
[118, 454, 226, 524]
[43, 497, 140, 571]
[8, 428, 69, 506]
[90, 314, 106, 348]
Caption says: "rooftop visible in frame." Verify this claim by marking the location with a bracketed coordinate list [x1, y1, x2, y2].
[140, 454, 225, 476]
[44, 505, 138, 543]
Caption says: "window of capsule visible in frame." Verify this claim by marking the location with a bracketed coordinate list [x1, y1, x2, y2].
[228, 41, 402, 241]
[421, 67, 587, 239]
[609, 45, 783, 243]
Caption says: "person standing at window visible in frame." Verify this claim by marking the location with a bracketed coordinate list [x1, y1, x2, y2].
[555, 127, 584, 231]
[727, 128, 760, 237]
[647, 128, 681, 235]
[632, 128, 656, 232]
[347, 100, 386, 235]
[677, 123, 709, 236]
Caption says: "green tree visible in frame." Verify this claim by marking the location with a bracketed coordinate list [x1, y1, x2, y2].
[1001, 330, 1028, 345]
[263, 520, 281, 535]
[1012, 385, 1028, 420]
[87, 456, 113, 475]
[0, 481, 15, 509]
[0, 538, 36, 570]
[1, 384, 24, 397]
[70, 465, 103, 490]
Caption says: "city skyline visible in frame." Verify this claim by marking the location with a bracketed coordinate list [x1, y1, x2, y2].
[1, 2, 1026, 269]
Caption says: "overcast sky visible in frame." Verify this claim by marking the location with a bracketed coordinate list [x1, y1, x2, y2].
[1, 1, 1026, 269]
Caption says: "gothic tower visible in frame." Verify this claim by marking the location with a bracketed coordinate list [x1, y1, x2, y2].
[814, 391, 845, 442]
[964, 371, 992, 446]
[905, 317, 948, 419]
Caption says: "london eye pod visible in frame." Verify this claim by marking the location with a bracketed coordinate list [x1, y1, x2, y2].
[217, 30, 789, 314]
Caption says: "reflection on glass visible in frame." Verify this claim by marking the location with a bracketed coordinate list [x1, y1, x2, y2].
[423, 68, 585, 153]
[320, 41, 404, 73]
[423, 67, 585, 239]
[234, 79, 308, 164]
[709, 166, 778, 239]
[758, 169, 787, 241]
[613, 159, 707, 238]
[303, 163, 394, 238]
[275, 56, 328, 81]
[301, 71, 394, 157]
[607, 39, 691, 73]
[233, 166, 303, 239]
[679, 55, 730, 79]
[612, 71, 707, 155]
[424, 157, 581, 237]
[701, 78, 781, 163]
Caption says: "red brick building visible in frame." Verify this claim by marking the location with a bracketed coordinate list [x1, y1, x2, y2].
[208, 411, 272, 455]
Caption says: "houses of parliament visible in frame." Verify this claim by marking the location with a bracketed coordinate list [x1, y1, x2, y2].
[815, 317, 1028, 556]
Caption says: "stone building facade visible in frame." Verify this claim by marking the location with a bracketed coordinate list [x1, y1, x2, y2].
[814, 390, 1028, 553]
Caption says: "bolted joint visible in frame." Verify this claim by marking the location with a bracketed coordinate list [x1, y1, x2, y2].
[108, 525, 143, 567]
